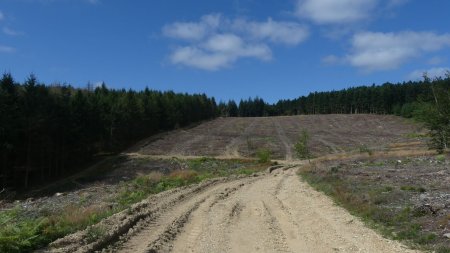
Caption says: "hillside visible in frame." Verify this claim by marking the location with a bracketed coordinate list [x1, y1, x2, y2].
[2, 114, 449, 252]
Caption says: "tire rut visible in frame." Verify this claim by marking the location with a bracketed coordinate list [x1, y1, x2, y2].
[272, 119, 293, 161]
[47, 179, 223, 253]
[224, 118, 258, 157]
[112, 176, 260, 253]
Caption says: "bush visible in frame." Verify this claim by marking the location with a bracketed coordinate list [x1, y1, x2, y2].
[294, 130, 311, 159]
[256, 149, 271, 163]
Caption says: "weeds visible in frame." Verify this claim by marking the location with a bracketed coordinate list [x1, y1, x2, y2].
[359, 145, 373, 156]
[400, 185, 426, 193]
[85, 225, 106, 243]
[0, 204, 112, 253]
[299, 162, 445, 252]
[436, 154, 446, 162]
[256, 149, 271, 163]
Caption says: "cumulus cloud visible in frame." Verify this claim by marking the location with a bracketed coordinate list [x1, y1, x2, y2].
[295, 0, 378, 24]
[170, 34, 271, 71]
[295, 0, 409, 26]
[163, 14, 308, 70]
[163, 14, 221, 41]
[408, 67, 450, 80]
[233, 18, 309, 45]
[346, 31, 450, 71]
[0, 45, 15, 53]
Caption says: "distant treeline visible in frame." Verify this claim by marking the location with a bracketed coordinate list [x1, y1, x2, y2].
[218, 75, 449, 153]
[0, 74, 217, 189]
[218, 78, 449, 118]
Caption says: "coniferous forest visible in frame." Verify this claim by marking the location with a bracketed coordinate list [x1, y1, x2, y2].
[0, 74, 217, 190]
[218, 77, 449, 118]
[1, 73, 449, 190]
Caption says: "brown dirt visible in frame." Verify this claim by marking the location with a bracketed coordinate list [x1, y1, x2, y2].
[137, 115, 424, 159]
[45, 166, 418, 253]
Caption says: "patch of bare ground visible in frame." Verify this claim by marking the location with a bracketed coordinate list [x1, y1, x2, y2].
[138, 115, 424, 159]
[169, 167, 417, 253]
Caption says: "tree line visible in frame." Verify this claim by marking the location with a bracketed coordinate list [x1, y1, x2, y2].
[218, 75, 450, 152]
[0, 74, 217, 190]
[218, 80, 441, 117]
[1, 72, 449, 190]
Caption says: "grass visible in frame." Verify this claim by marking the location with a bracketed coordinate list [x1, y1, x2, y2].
[359, 145, 373, 155]
[400, 185, 426, 193]
[0, 205, 112, 253]
[299, 163, 448, 252]
[405, 132, 429, 139]
[256, 149, 271, 163]
[0, 157, 267, 252]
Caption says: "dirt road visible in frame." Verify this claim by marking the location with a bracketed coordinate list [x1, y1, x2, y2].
[49, 165, 418, 253]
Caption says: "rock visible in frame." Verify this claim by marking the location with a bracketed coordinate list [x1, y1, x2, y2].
[444, 233, 450, 239]
[55, 192, 64, 197]
[419, 194, 429, 202]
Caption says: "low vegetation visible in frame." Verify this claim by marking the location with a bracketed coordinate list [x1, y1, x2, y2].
[256, 148, 271, 163]
[0, 157, 267, 252]
[299, 157, 450, 252]
[294, 130, 312, 159]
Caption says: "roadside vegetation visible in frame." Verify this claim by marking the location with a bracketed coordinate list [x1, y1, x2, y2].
[299, 156, 450, 253]
[0, 157, 268, 252]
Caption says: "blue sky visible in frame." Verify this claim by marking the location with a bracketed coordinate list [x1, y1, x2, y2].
[1, 0, 450, 103]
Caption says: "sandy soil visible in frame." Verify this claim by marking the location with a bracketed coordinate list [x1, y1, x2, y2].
[46, 166, 419, 253]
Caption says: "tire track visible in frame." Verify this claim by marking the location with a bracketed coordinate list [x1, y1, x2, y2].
[113, 176, 260, 253]
[224, 118, 258, 157]
[272, 119, 293, 161]
[48, 179, 223, 253]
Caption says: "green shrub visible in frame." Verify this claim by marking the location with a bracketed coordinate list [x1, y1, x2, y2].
[294, 130, 311, 159]
[256, 149, 271, 163]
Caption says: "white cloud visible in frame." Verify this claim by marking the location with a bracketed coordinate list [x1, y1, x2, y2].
[3, 27, 24, 36]
[347, 31, 450, 71]
[408, 67, 450, 80]
[163, 14, 308, 70]
[295, 0, 378, 24]
[170, 34, 271, 71]
[0, 45, 15, 53]
[233, 18, 309, 45]
[162, 14, 221, 41]
[295, 0, 408, 26]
